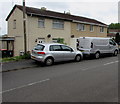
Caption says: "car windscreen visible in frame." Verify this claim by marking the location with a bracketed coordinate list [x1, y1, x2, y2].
[34, 44, 45, 51]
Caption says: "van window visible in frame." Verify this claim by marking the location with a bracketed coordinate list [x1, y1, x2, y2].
[109, 39, 116, 45]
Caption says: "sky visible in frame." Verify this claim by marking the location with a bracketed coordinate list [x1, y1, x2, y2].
[0, 0, 120, 35]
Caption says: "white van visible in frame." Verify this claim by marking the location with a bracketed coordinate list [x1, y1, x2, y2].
[78, 37, 119, 58]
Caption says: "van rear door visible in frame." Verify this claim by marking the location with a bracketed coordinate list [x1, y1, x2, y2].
[79, 38, 91, 49]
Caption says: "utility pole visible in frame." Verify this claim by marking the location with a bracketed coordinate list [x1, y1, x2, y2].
[23, 0, 27, 54]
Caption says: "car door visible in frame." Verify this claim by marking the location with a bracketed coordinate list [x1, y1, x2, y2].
[61, 45, 76, 61]
[49, 45, 64, 62]
[109, 39, 116, 53]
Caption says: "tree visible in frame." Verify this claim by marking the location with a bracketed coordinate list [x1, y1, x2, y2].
[108, 23, 120, 29]
[115, 33, 120, 44]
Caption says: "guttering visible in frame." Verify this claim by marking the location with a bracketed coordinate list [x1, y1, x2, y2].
[72, 20, 108, 27]
[27, 12, 72, 21]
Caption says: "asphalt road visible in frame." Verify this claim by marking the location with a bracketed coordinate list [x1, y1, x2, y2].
[2, 56, 119, 102]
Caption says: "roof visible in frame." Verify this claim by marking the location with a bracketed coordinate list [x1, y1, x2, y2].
[6, 5, 107, 27]
[107, 33, 116, 37]
[108, 29, 120, 32]
[0, 37, 15, 41]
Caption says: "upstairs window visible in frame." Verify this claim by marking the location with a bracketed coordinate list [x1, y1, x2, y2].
[90, 25, 94, 32]
[53, 19, 64, 29]
[13, 19, 16, 29]
[38, 18, 45, 28]
[77, 23, 85, 31]
[100, 26, 104, 32]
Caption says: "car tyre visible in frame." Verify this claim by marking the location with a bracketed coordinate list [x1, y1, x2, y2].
[95, 52, 100, 59]
[75, 55, 81, 62]
[45, 58, 54, 66]
[113, 50, 118, 56]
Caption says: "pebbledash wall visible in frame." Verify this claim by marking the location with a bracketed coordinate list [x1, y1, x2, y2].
[6, 5, 108, 56]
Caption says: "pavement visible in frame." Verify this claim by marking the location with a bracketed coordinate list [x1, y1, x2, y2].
[1, 59, 37, 72]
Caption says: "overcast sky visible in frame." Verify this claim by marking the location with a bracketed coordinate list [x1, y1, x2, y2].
[0, 0, 119, 35]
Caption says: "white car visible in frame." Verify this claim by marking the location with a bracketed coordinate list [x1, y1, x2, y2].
[31, 43, 83, 66]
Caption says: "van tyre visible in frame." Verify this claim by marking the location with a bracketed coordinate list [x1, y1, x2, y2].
[113, 50, 118, 56]
[45, 58, 54, 66]
[75, 55, 81, 62]
[95, 52, 100, 59]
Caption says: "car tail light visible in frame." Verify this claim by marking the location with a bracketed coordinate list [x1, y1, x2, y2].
[37, 52, 45, 54]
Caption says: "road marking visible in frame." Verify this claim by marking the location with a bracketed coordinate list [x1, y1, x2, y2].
[81, 60, 119, 71]
[0, 78, 50, 94]
[104, 61, 119, 66]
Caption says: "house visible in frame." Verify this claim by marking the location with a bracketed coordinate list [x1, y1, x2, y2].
[6, 5, 108, 56]
[107, 29, 120, 38]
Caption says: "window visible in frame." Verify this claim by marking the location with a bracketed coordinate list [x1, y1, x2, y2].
[52, 38, 58, 43]
[90, 25, 94, 32]
[61, 45, 73, 51]
[34, 44, 45, 51]
[100, 27, 104, 32]
[50, 45, 62, 51]
[109, 39, 116, 45]
[13, 19, 16, 29]
[77, 24, 85, 31]
[53, 20, 64, 29]
[38, 18, 45, 28]
[52, 38, 65, 44]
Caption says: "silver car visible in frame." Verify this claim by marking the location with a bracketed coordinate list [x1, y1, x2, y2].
[31, 43, 83, 66]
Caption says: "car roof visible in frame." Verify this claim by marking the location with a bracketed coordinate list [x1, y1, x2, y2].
[79, 37, 110, 40]
[37, 43, 64, 46]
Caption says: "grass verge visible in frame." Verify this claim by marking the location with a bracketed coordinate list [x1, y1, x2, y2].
[1, 53, 31, 62]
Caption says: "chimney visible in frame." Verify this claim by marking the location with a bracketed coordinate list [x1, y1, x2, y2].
[41, 7, 47, 10]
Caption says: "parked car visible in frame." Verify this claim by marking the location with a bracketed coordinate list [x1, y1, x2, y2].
[78, 37, 119, 59]
[31, 43, 83, 66]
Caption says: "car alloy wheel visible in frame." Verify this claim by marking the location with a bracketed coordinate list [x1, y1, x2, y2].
[114, 50, 118, 56]
[45, 58, 53, 66]
[75, 55, 81, 62]
[95, 52, 100, 59]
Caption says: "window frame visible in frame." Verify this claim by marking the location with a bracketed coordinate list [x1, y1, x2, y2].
[38, 18, 45, 28]
[90, 25, 94, 32]
[100, 26, 104, 33]
[13, 19, 16, 29]
[61, 45, 73, 52]
[49, 45, 62, 51]
[77, 23, 85, 31]
[52, 19, 64, 29]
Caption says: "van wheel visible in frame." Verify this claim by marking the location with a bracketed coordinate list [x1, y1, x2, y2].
[95, 52, 100, 59]
[45, 58, 54, 66]
[113, 50, 118, 56]
[75, 55, 81, 62]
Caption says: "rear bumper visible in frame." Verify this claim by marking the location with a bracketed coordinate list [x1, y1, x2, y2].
[31, 55, 45, 62]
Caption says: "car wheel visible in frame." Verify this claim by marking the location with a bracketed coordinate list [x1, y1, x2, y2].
[45, 58, 54, 66]
[95, 52, 100, 59]
[75, 55, 81, 62]
[113, 50, 118, 56]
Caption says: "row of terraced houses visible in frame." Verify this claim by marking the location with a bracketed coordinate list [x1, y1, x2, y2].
[6, 5, 108, 56]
